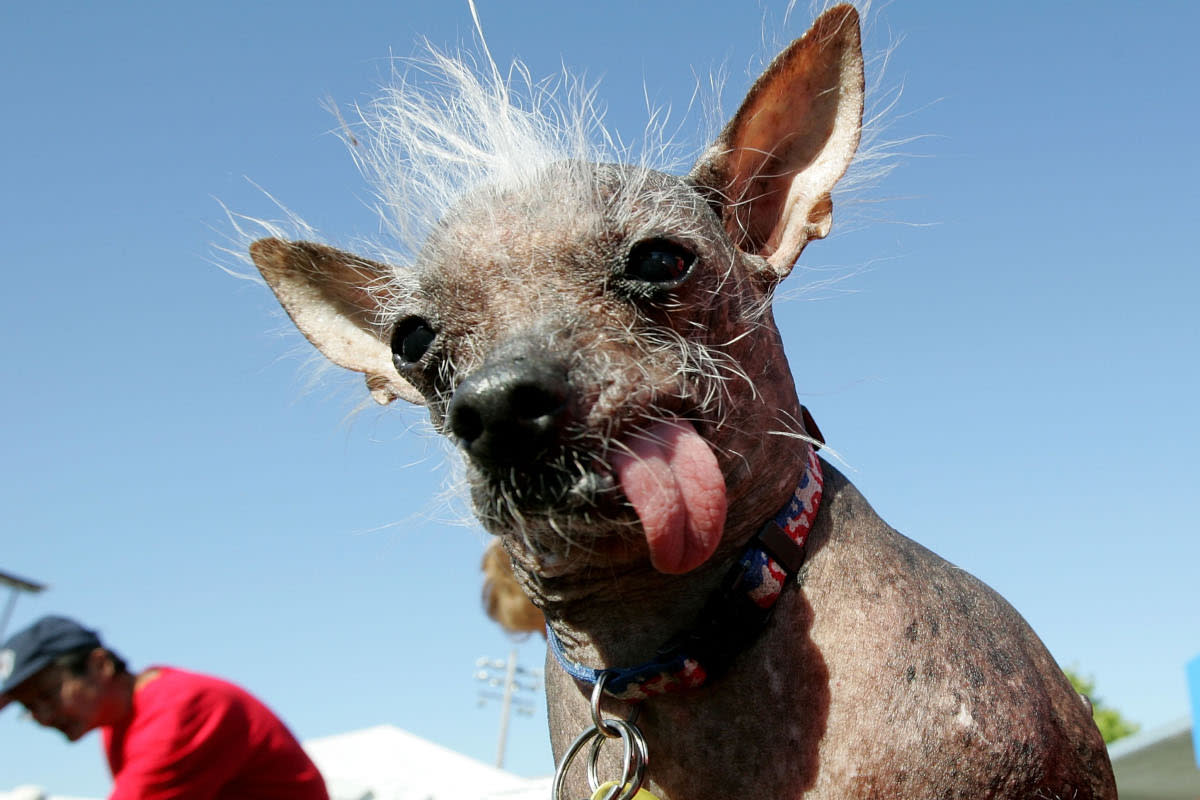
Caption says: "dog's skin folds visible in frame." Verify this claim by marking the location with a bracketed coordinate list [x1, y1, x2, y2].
[248, 6, 1116, 798]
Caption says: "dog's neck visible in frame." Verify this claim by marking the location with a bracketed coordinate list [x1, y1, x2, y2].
[510, 434, 821, 686]
[545, 446, 823, 701]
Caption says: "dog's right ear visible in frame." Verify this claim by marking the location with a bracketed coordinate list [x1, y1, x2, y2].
[688, 3, 864, 283]
[249, 238, 425, 406]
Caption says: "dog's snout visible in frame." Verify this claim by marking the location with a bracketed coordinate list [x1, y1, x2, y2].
[448, 356, 569, 469]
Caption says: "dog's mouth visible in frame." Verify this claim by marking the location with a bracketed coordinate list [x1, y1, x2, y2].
[609, 418, 727, 574]
[468, 416, 729, 575]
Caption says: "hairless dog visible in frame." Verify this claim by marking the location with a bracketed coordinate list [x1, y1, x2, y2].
[247, 5, 1116, 798]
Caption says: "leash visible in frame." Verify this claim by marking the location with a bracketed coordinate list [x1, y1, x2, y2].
[550, 446, 824, 800]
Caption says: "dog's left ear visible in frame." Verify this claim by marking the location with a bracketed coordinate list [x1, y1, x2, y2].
[249, 238, 426, 406]
[689, 3, 864, 281]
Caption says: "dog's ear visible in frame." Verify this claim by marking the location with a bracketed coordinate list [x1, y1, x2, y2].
[481, 540, 546, 636]
[249, 238, 424, 406]
[689, 3, 864, 281]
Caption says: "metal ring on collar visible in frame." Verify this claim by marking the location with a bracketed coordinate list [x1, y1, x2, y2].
[551, 718, 648, 800]
[591, 671, 621, 737]
[587, 718, 648, 799]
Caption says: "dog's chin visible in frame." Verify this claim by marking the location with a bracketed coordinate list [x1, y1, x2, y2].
[522, 538, 645, 578]
[504, 521, 650, 579]
[467, 465, 650, 576]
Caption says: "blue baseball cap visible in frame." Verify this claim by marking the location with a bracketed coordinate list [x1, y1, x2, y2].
[0, 616, 103, 710]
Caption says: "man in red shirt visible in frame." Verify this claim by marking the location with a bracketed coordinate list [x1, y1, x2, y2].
[0, 615, 328, 799]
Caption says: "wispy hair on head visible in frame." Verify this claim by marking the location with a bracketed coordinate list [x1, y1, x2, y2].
[225, 1, 907, 281]
[336, 44, 623, 269]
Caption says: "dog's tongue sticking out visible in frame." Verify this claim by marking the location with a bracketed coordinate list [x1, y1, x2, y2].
[612, 419, 727, 574]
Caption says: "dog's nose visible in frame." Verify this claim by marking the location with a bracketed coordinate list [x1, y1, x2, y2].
[448, 356, 569, 469]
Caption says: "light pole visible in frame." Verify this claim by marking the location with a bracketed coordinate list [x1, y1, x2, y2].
[0, 570, 48, 641]
[475, 650, 542, 768]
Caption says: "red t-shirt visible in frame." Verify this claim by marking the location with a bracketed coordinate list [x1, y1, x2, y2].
[101, 667, 328, 800]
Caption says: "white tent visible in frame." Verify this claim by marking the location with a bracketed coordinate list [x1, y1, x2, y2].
[0, 789, 93, 800]
[302, 724, 548, 800]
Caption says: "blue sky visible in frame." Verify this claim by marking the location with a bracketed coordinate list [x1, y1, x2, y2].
[2, 1, 1197, 795]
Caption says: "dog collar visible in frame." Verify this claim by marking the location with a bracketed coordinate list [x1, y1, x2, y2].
[547, 446, 824, 702]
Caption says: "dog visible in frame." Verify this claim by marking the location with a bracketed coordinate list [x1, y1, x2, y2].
[246, 5, 1116, 798]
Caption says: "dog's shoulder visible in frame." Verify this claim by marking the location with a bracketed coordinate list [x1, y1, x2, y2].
[791, 463, 1114, 798]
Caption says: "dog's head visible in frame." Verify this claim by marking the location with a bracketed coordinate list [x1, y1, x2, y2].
[250, 5, 863, 579]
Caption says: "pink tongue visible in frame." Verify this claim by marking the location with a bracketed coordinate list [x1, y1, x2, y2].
[611, 420, 728, 574]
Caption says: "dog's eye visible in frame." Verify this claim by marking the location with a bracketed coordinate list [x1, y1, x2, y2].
[390, 316, 436, 367]
[625, 239, 695, 284]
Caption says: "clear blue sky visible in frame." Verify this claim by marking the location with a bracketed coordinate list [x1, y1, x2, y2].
[2, 2, 1197, 795]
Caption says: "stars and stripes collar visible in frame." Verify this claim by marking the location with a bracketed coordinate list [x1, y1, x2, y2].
[547, 445, 824, 702]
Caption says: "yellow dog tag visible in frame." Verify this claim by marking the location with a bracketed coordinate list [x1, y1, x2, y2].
[590, 781, 663, 800]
